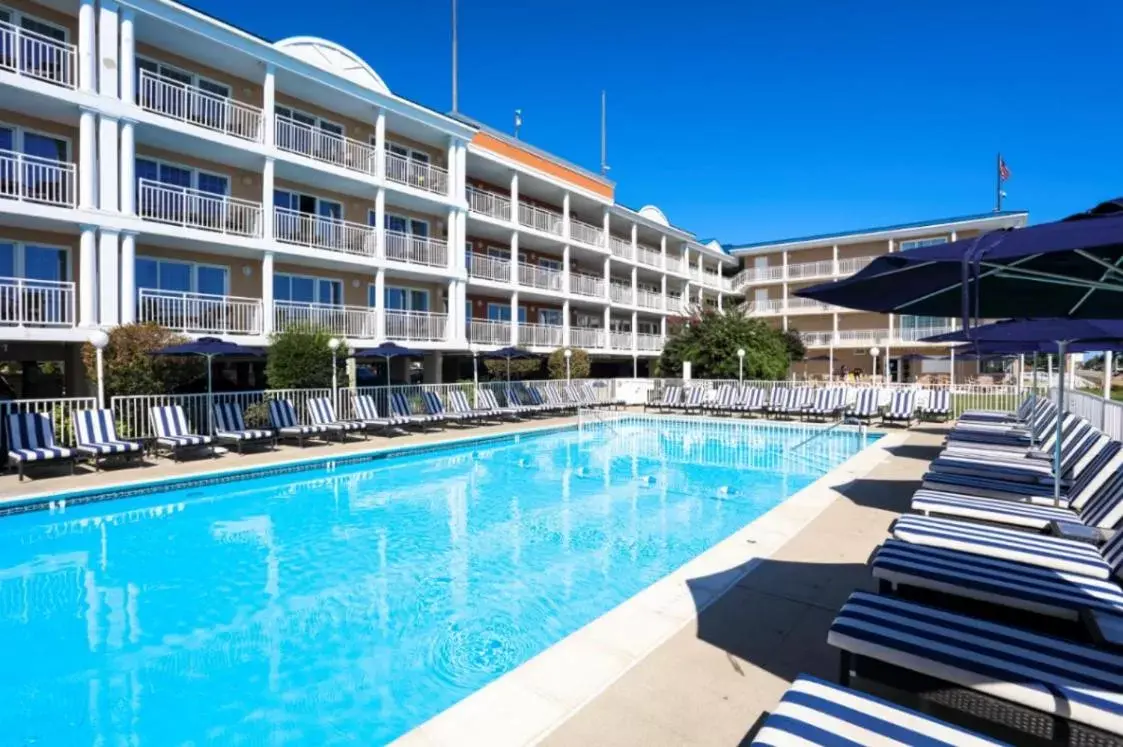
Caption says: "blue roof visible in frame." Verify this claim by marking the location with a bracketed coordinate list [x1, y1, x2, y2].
[723, 210, 1028, 253]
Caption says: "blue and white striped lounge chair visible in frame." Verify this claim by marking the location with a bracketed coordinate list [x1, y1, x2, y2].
[945, 406, 1062, 448]
[6, 412, 75, 480]
[447, 389, 493, 420]
[647, 385, 681, 413]
[308, 397, 366, 441]
[949, 399, 1055, 435]
[564, 383, 596, 410]
[477, 388, 520, 418]
[542, 384, 573, 412]
[782, 387, 814, 419]
[880, 389, 917, 427]
[351, 394, 409, 430]
[702, 384, 737, 413]
[149, 405, 213, 461]
[72, 408, 144, 469]
[870, 537, 1123, 621]
[211, 403, 274, 453]
[958, 393, 1037, 423]
[938, 409, 1074, 461]
[733, 386, 766, 416]
[750, 675, 1004, 747]
[847, 388, 880, 423]
[919, 388, 952, 422]
[505, 385, 546, 413]
[763, 387, 791, 417]
[582, 382, 619, 409]
[392, 391, 442, 426]
[829, 591, 1123, 745]
[267, 399, 329, 446]
[673, 386, 706, 413]
[424, 390, 473, 423]
[804, 388, 840, 421]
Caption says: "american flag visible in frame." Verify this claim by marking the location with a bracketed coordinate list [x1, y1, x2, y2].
[999, 157, 1011, 181]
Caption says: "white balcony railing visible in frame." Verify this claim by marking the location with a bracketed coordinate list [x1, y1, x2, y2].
[518, 322, 563, 348]
[385, 310, 447, 342]
[665, 255, 684, 274]
[0, 149, 75, 207]
[469, 319, 509, 345]
[610, 283, 634, 305]
[0, 277, 74, 327]
[273, 208, 377, 257]
[636, 245, 662, 268]
[138, 69, 263, 141]
[137, 289, 262, 335]
[786, 259, 835, 281]
[518, 203, 564, 236]
[138, 179, 262, 237]
[786, 297, 833, 314]
[800, 331, 835, 347]
[636, 289, 664, 310]
[517, 262, 563, 292]
[636, 333, 663, 351]
[0, 19, 76, 88]
[466, 186, 511, 221]
[570, 273, 605, 298]
[275, 117, 376, 175]
[609, 236, 633, 260]
[570, 218, 604, 247]
[745, 298, 785, 315]
[384, 231, 448, 268]
[838, 256, 875, 276]
[569, 327, 605, 348]
[385, 151, 448, 195]
[667, 293, 688, 314]
[467, 253, 511, 283]
[609, 331, 633, 350]
[274, 301, 376, 338]
[897, 325, 956, 343]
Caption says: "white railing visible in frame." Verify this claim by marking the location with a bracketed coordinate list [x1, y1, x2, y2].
[469, 319, 510, 345]
[800, 326, 959, 348]
[517, 322, 563, 348]
[385, 310, 447, 342]
[385, 151, 448, 195]
[138, 69, 263, 141]
[636, 333, 663, 351]
[609, 235, 633, 260]
[137, 289, 262, 335]
[0, 397, 96, 448]
[273, 208, 377, 257]
[665, 255, 684, 274]
[834, 329, 887, 346]
[275, 117, 376, 175]
[702, 271, 723, 289]
[110, 388, 331, 439]
[466, 186, 511, 221]
[570, 273, 605, 298]
[138, 179, 262, 237]
[896, 325, 956, 343]
[838, 256, 875, 276]
[786, 297, 833, 314]
[0, 277, 74, 327]
[384, 231, 448, 268]
[667, 293, 688, 314]
[518, 203, 564, 236]
[517, 262, 563, 292]
[570, 218, 604, 247]
[274, 301, 376, 338]
[746, 298, 785, 314]
[0, 19, 76, 88]
[800, 331, 834, 347]
[0, 149, 75, 207]
[786, 259, 836, 281]
[610, 283, 634, 304]
[467, 253, 512, 283]
[570, 327, 605, 348]
[609, 331, 633, 350]
[1062, 389, 1123, 441]
[636, 289, 663, 310]
[636, 245, 662, 268]
[733, 264, 786, 286]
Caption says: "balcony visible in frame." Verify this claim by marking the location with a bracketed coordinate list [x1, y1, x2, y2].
[0, 277, 74, 327]
[800, 326, 958, 348]
[786, 259, 835, 281]
[385, 151, 448, 196]
[275, 117, 376, 175]
[570, 273, 605, 299]
[138, 179, 262, 237]
[138, 70, 263, 141]
[838, 256, 875, 276]
[745, 297, 833, 316]
[0, 20, 76, 88]
[569, 327, 605, 348]
[636, 245, 662, 268]
[730, 264, 785, 288]
[466, 186, 511, 221]
[386, 310, 447, 342]
[609, 331, 633, 350]
[384, 231, 448, 268]
[665, 255, 684, 274]
[701, 271, 725, 290]
[517, 262, 563, 292]
[518, 203, 563, 236]
[137, 288, 262, 335]
[274, 208, 377, 257]
[636, 333, 663, 351]
[667, 293, 688, 314]
[518, 322, 563, 348]
[732, 256, 878, 290]
[0, 149, 74, 207]
[570, 218, 604, 248]
[469, 319, 509, 345]
[636, 289, 663, 310]
[467, 253, 511, 283]
[744, 298, 785, 315]
[897, 325, 956, 343]
[274, 301, 376, 337]
[609, 235, 633, 260]
[610, 283, 634, 305]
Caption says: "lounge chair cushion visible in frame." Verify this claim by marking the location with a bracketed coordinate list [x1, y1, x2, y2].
[77, 440, 141, 455]
[217, 429, 274, 441]
[7, 412, 74, 462]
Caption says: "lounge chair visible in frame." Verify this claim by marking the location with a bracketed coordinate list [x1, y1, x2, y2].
[211, 403, 275, 453]
[804, 388, 842, 422]
[391, 391, 442, 427]
[583, 381, 622, 409]
[847, 388, 880, 424]
[782, 387, 814, 419]
[542, 384, 574, 412]
[568, 382, 605, 410]
[671, 386, 705, 414]
[731, 386, 766, 417]
[72, 408, 144, 469]
[506, 385, 549, 414]
[647, 385, 681, 413]
[762, 387, 791, 418]
[307, 397, 366, 441]
[958, 393, 1038, 423]
[351, 394, 409, 432]
[267, 399, 329, 446]
[829, 591, 1123, 746]
[6, 412, 75, 480]
[749, 675, 1002, 747]
[944, 407, 1064, 450]
[446, 389, 494, 421]
[477, 388, 520, 418]
[919, 388, 952, 421]
[701, 384, 736, 414]
[881, 389, 917, 427]
[149, 405, 214, 461]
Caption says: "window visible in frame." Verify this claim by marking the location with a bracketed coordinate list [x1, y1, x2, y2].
[382, 140, 429, 164]
[538, 257, 562, 271]
[135, 157, 228, 194]
[899, 236, 949, 251]
[487, 303, 525, 323]
[383, 213, 429, 237]
[275, 274, 342, 306]
[382, 286, 430, 312]
[0, 125, 69, 201]
[0, 241, 69, 282]
[638, 321, 659, 335]
[275, 105, 343, 156]
[135, 56, 232, 128]
[538, 309, 562, 326]
[0, 124, 68, 161]
[135, 257, 228, 296]
[486, 246, 511, 260]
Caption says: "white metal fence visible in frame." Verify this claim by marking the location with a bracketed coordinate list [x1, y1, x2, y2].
[385, 310, 447, 342]
[275, 117, 377, 174]
[468, 253, 511, 283]
[570, 273, 605, 298]
[466, 186, 511, 220]
[1061, 389, 1123, 441]
[274, 301, 376, 337]
[383, 231, 447, 268]
[274, 208, 377, 257]
[385, 151, 448, 195]
[110, 389, 332, 439]
[138, 69, 263, 141]
[518, 262, 563, 291]
[0, 19, 76, 88]
[518, 203, 563, 236]
[0, 277, 75, 326]
[138, 179, 262, 237]
[569, 218, 604, 247]
[137, 289, 262, 335]
[0, 149, 75, 207]
[469, 319, 509, 345]
[609, 235, 633, 260]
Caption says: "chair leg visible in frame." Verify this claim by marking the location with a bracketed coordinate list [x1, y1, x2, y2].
[18, 462, 24, 481]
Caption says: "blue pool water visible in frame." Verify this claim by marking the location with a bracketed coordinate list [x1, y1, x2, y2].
[0, 418, 876, 745]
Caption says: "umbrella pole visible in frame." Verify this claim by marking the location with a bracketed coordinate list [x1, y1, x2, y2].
[828, 346, 833, 383]
[1030, 352, 1039, 449]
[1053, 341, 1067, 507]
[206, 354, 214, 436]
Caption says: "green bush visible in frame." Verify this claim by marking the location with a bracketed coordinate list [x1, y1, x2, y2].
[657, 308, 790, 380]
[547, 348, 590, 379]
[483, 357, 540, 380]
[264, 326, 348, 390]
[81, 323, 203, 400]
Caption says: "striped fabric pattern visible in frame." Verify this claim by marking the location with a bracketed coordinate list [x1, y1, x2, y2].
[766, 387, 791, 412]
[351, 394, 408, 425]
[784, 388, 813, 414]
[959, 394, 1034, 422]
[704, 384, 736, 410]
[392, 392, 438, 422]
[806, 388, 836, 414]
[149, 406, 212, 447]
[678, 386, 705, 410]
[884, 389, 916, 419]
[6, 412, 73, 462]
[72, 408, 141, 455]
[477, 389, 514, 414]
[211, 403, 272, 441]
[657, 386, 681, 407]
[750, 675, 1004, 746]
[871, 539, 1123, 620]
[449, 389, 490, 418]
[738, 386, 765, 411]
[423, 390, 465, 420]
[931, 424, 1098, 484]
[828, 591, 1123, 737]
[504, 386, 538, 411]
[267, 399, 328, 435]
[923, 388, 951, 415]
[850, 388, 879, 417]
[307, 398, 363, 431]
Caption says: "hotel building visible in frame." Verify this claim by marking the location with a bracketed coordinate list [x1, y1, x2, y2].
[726, 211, 1029, 382]
[0, 0, 735, 392]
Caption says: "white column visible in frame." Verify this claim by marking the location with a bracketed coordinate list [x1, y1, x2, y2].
[374, 187, 385, 255]
[1104, 352, 1114, 402]
[78, 0, 96, 92]
[97, 116, 119, 211]
[455, 211, 468, 273]
[660, 275, 667, 310]
[888, 238, 896, 253]
[562, 300, 570, 345]
[950, 231, 958, 242]
[374, 108, 386, 178]
[561, 193, 571, 240]
[832, 244, 839, 275]
[263, 65, 276, 147]
[97, 0, 119, 98]
[446, 208, 457, 271]
[601, 205, 609, 248]
[78, 226, 97, 327]
[562, 244, 571, 294]
[447, 137, 459, 199]
[510, 231, 519, 284]
[602, 256, 610, 298]
[78, 108, 96, 209]
[659, 235, 667, 268]
[374, 267, 386, 339]
[630, 265, 637, 304]
[631, 310, 638, 351]
[445, 279, 457, 340]
[119, 119, 135, 214]
[119, 232, 136, 324]
[262, 251, 275, 334]
[98, 230, 120, 326]
[509, 173, 519, 225]
[119, 8, 135, 101]
[717, 293, 723, 311]
[510, 291, 519, 345]
[262, 158, 275, 241]
[631, 222, 639, 256]
[603, 306, 611, 342]
[457, 141, 467, 199]
[660, 316, 667, 339]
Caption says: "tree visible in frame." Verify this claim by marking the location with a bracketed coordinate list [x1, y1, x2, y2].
[546, 348, 590, 379]
[81, 323, 203, 400]
[780, 327, 807, 363]
[657, 309, 790, 380]
[265, 327, 345, 389]
[482, 358, 541, 380]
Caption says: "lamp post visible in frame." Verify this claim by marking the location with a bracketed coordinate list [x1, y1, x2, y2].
[737, 348, 745, 383]
[869, 346, 880, 382]
[88, 329, 109, 408]
[328, 337, 340, 411]
[564, 348, 572, 382]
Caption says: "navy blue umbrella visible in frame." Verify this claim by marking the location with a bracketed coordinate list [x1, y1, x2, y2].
[352, 342, 424, 387]
[152, 337, 262, 434]
[795, 199, 1123, 320]
[481, 346, 536, 382]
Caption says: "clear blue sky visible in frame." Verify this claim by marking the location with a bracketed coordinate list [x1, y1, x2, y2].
[189, 0, 1120, 244]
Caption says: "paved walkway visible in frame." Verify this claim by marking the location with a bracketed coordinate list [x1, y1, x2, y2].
[540, 426, 944, 747]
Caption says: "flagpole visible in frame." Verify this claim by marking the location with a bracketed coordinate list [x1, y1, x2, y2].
[994, 152, 1002, 212]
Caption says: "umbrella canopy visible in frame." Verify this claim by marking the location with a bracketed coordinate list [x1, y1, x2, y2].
[351, 342, 424, 387]
[923, 318, 1123, 346]
[151, 337, 262, 435]
[794, 199, 1123, 320]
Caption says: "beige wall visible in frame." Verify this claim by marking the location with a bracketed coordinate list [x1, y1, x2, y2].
[787, 314, 832, 332]
[837, 312, 890, 331]
[134, 245, 259, 298]
[137, 145, 262, 203]
[466, 293, 561, 320]
[135, 42, 263, 108]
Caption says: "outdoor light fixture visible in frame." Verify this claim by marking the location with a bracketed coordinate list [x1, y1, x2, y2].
[329, 338, 341, 407]
[564, 348, 572, 382]
[737, 348, 745, 382]
[88, 329, 109, 408]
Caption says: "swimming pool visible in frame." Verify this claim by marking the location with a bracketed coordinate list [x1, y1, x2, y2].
[0, 416, 877, 745]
